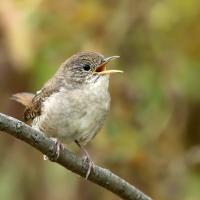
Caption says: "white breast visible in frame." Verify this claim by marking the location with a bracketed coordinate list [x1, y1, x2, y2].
[32, 75, 110, 145]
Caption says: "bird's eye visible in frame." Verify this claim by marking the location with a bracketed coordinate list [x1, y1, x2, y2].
[83, 64, 91, 71]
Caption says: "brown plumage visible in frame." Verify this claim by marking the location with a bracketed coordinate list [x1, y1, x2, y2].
[12, 71, 64, 122]
[11, 92, 34, 107]
[12, 88, 57, 122]
[12, 51, 122, 179]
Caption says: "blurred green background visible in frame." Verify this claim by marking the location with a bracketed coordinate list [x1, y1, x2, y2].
[0, 0, 200, 200]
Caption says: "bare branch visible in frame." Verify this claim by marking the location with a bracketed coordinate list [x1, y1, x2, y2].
[0, 113, 152, 200]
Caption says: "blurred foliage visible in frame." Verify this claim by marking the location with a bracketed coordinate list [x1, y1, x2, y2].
[0, 0, 200, 200]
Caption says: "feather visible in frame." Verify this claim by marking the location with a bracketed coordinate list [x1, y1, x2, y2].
[11, 92, 34, 107]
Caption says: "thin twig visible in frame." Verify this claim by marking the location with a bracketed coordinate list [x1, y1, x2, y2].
[0, 113, 152, 200]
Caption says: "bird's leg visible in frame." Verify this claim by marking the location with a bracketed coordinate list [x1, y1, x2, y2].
[43, 137, 64, 161]
[75, 140, 94, 179]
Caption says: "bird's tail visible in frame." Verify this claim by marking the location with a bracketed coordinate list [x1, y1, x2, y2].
[11, 92, 34, 107]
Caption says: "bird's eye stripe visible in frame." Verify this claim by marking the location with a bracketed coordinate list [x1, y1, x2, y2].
[71, 66, 82, 70]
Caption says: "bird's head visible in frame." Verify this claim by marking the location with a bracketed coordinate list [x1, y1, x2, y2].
[61, 51, 123, 87]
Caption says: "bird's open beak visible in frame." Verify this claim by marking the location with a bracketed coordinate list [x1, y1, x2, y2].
[93, 56, 123, 75]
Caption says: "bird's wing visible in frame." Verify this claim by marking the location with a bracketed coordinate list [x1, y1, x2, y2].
[24, 78, 63, 122]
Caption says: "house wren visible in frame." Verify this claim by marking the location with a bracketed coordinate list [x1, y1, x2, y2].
[12, 51, 122, 178]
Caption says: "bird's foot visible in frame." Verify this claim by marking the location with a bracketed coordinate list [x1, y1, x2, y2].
[43, 137, 64, 161]
[83, 153, 94, 179]
[75, 140, 94, 179]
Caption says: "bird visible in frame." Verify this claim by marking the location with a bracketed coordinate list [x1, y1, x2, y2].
[12, 51, 123, 178]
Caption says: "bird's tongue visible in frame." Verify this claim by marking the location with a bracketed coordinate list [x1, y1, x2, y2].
[95, 63, 106, 72]
[94, 64, 123, 75]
